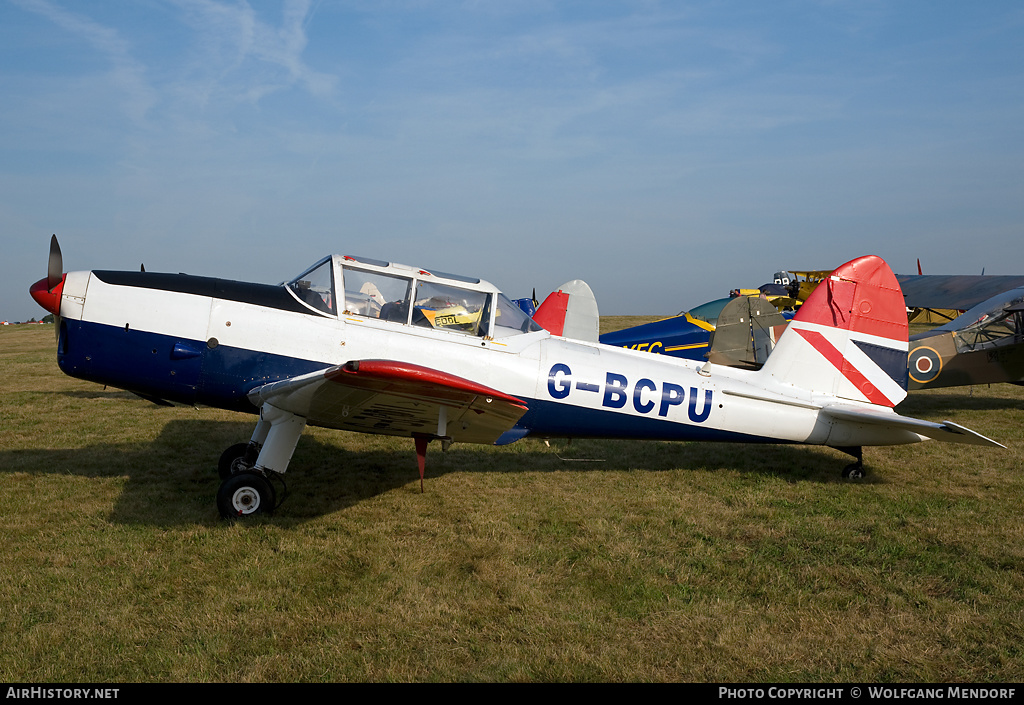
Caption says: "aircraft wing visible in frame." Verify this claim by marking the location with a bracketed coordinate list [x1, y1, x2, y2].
[821, 404, 1005, 448]
[895, 274, 1024, 311]
[248, 360, 529, 444]
[788, 270, 833, 280]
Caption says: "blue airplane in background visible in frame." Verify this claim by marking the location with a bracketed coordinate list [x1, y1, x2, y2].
[600, 295, 794, 369]
[600, 298, 727, 360]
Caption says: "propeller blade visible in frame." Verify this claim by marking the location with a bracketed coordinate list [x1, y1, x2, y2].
[47, 234, 63, 292]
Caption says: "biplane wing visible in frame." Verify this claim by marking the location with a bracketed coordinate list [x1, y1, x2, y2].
[787, 270, 833, 280]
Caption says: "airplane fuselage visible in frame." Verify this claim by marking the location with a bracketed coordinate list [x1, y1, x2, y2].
[31, 247, 1003, 517]
[53, 267, 922, 450]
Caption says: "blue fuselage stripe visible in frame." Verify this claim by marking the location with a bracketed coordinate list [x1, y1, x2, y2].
[60, 319, 776, 444]
[59, 319, 329, 411]
[515, 399, 773, 444]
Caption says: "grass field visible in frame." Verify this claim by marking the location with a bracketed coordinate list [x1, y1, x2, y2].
[1, 322, 1022, 682]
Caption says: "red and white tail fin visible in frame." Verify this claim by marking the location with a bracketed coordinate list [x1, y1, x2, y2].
[759, 255, 909, 407]
[533, 280, 600, 343]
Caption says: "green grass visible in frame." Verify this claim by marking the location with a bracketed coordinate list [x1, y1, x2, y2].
[1, 323, 1023, 682]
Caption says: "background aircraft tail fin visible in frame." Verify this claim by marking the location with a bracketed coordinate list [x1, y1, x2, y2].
[707, 295, 790, 369]
[759, 255, 909, 407]
[533, 280, 600, 343]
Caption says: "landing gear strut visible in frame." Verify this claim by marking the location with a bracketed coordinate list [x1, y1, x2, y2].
[216, 403, 306, 518]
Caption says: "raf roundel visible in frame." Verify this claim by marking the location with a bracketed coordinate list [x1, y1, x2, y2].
[909, 346, 943, 385]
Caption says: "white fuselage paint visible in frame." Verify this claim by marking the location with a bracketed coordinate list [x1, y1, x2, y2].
[57, 268, 925, 449]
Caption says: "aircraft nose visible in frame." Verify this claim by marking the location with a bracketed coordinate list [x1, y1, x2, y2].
[29, 275, 65, 316]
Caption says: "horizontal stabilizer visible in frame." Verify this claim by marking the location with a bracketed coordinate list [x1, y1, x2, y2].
[822, 404, 1005, 448]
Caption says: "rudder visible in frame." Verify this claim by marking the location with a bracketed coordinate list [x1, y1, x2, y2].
[533, 280, 600, 343]
[759, 255, 908, 407]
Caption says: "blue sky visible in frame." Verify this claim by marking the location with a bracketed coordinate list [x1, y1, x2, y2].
[3, 0, 1023, 323]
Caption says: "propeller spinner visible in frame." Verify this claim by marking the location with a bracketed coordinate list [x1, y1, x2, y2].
[29, 234, 66, 317]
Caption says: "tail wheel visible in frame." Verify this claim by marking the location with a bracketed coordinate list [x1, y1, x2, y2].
[217, 471, 276, 518]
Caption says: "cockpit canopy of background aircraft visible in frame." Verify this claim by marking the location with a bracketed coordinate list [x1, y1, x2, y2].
[681, 297, 734, 325]
[286, 255, 545, 338]
[919, 286, 1024, 353]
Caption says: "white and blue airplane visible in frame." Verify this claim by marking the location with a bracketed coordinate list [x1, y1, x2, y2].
[30, 237, 1002, 518]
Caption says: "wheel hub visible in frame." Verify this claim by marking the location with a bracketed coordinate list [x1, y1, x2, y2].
[231, 486, 262, 514]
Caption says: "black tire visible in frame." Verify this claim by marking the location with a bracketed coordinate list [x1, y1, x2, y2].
[218, 442, 254, 481]
[217, 471, 276, 518]
[843, 463, 866, 480]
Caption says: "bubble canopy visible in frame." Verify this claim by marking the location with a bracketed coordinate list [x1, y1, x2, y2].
[286, 255, 545, 338]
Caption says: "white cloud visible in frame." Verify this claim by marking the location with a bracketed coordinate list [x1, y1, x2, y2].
[12, 0, 157, 123]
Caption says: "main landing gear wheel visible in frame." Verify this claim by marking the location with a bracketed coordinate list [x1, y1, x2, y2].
[842, 462, 866, 480]
[217, 471, 276, 518]
[218, 442, 256, 480]
[835, 446, 865, 480]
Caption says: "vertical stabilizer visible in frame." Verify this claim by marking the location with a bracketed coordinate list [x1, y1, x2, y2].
[533, 280, 600, 343]
[759, 256, 909, 407]
[707, 295, 790, 369]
